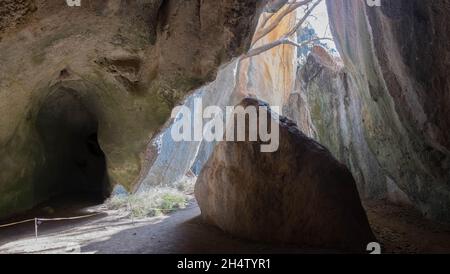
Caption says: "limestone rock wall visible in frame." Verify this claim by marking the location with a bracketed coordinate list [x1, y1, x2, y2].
[138, 5, 297, 189]
[286, 0, 450, 222]
[0, 0, 36, 36]
[285, 47, 389, 200]
[0, 0, 265, 218]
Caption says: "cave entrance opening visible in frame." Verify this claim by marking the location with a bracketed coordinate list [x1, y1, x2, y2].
[34, 87, 110, 214]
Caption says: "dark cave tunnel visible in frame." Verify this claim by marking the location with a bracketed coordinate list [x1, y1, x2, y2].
[34, 87, 110, 210]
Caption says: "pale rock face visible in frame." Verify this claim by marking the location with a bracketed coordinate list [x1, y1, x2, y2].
[138, 60, 242, 190]
[195, 98, 376, 252]
[139, 5, 297, 189]
[285, 47, 388, 200]
[285, 0, 450, 222]
[238, 4, 297, 108]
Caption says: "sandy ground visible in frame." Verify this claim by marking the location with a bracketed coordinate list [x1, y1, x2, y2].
[0, 201, 322, 254]
[1, 199, 449, 254]
[365, 200, 450, 254]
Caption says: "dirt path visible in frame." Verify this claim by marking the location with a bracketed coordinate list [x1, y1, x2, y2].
[365, 200, 450, 253]
[0, 201, 324, 254]
[1, 200, 449, 254]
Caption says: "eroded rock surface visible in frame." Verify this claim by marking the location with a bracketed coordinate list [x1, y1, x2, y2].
[195, 98, 375, 252]
[284, 0, 450, 222]
[0, 0, 265, 218]
[0, 0, 36, 36]
[139, 5, 297, 189]
[326, 0, 450, 222]
[285, 46, 389, 200]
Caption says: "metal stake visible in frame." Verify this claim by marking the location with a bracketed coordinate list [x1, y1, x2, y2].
[34, 218, 38, 240]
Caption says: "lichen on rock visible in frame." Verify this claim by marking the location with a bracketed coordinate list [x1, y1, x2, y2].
[284, 0, 450, 223]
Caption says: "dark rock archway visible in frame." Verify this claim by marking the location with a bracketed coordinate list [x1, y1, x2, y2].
[0, 0, 267, 218]
[34, 87, 110, 206]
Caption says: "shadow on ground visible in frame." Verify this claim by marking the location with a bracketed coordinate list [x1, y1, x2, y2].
[2, 199, 449, 254]
[81, 202, 335, 254]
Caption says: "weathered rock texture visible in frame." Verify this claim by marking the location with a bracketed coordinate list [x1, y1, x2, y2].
[138, 61, 241, 190]
[0, 0, 266, 218]
[139, 5, 297, 189]
[0, 0, 36, 36]
[285, 0, 450, 222]
[195, 98, 376, 252]
[285, 46, 389, 200]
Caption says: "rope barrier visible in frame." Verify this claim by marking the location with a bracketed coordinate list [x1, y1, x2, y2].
[0, 218, 36, 228]
[0, 212, 105, 240]
[0, 205, 185, 239]
[37, 212, 103, 221]
[0, 212, 103, 228]
[0, 207, 182, 229]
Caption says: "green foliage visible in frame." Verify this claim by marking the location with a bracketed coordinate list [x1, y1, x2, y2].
[297, 22, 336, 63]
[105, 187, 188, 218]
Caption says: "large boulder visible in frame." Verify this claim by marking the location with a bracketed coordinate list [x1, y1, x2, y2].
[195, 98, 376, 252]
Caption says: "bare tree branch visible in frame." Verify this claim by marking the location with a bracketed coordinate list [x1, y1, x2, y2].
[252, 0, 314, 46]
[243, 0, 331, 61]
[243, 37, 333, 59]
[285, 0, 323, 38]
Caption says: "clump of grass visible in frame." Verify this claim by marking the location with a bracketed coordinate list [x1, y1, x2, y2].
[105, 187, 188, 218]
[175, 175, 196, 194]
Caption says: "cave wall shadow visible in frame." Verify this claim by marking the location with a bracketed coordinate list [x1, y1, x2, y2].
[34, 86, 110, 207]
